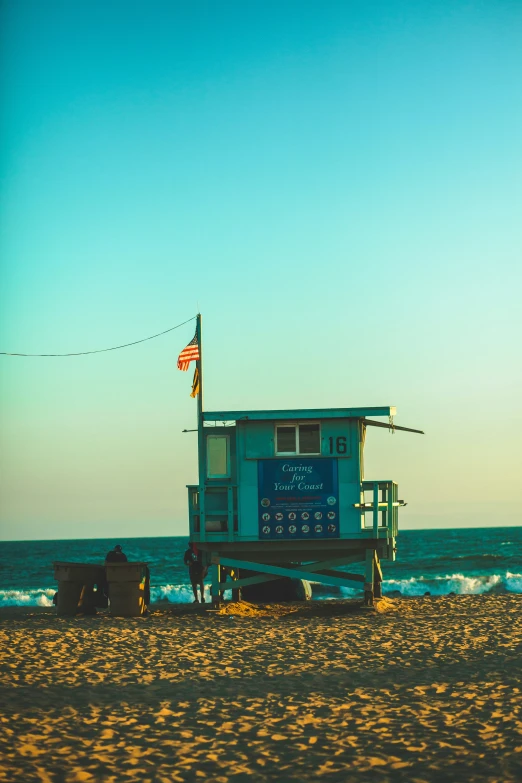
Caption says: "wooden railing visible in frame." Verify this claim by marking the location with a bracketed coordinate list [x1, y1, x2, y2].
[188, 480, 403, 543]
[355, 481, 401, 538]
[187, 484, 238, 541]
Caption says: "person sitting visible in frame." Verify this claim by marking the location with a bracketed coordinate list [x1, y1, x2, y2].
[184, 543, 207, 603]
[105, 544, 128, 563]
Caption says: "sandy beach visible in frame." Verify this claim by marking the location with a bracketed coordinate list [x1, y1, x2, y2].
[0, 594, 521, 782]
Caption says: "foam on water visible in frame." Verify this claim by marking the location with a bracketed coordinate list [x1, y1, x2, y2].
[1, 530, 522, 606]
[2, 573, 522, 606]
[0, 588, 56, 607]
[150, 583, 195, 603]
[506, 572, 522, 592]
[314, 571, 522, 599]
[383, 571, 522, 596]
[0, 584, 197, 607]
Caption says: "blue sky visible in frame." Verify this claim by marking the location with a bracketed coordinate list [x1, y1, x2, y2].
[1, 0, 521, 540]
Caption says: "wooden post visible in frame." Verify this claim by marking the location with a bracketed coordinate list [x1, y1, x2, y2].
[211, 556, 221, 605]
[364, 548, 374, 606]
[227, 485, 233, 541]
[231, 567, 241, 603]
[373, 482, 379, 537]
[373, 551, 383, 599]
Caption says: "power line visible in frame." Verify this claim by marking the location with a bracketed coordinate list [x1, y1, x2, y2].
[0, 315, 197, 357]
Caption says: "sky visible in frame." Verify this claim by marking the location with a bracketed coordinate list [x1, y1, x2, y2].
[1, 0, 521, 540]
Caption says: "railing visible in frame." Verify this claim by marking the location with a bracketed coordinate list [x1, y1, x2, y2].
[187, 484, 238, 542]
[355, 481, 401, 538]
[188, 481, 403, 543]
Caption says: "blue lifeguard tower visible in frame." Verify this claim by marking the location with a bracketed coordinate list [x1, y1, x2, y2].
[184, 316, 423, 605]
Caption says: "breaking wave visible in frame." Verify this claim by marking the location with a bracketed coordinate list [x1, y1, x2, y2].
[382, 571, 522, 596]
[150, 583, 195, 603]
[2, 572, 522, 607]
[0, 584, 196, 608]
[316, 571, 522, 599]
[0, 588, 56, 607]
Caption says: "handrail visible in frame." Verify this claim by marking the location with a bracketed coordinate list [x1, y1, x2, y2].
[356, 479, 400, 539]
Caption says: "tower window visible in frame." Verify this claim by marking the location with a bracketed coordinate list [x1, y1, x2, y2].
[207, 435, 229, 478]
[275, 423, 320, 455]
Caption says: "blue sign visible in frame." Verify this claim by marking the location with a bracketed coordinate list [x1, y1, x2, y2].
[258, 458, 339, 540]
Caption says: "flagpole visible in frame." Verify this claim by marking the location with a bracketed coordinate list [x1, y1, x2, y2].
[196, 312, 203, 420]
[196, 313, 205, 542]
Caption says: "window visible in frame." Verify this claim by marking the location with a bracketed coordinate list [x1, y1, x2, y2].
[207, 435, 229, 478]
[299, 423, 320, 454]
[276, 426, 296, 454]
[275, 423, 320, 455]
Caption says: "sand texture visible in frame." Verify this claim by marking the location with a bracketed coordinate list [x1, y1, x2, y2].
[0, 594, 521, 782]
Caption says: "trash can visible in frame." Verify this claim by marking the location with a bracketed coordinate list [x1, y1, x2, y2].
[53, 563, 106, 616]
[106, 562, 149, 617]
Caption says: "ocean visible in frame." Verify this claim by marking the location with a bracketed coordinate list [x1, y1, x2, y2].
[1, 527, 521, 607]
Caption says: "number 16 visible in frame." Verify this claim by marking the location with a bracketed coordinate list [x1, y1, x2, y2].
[328, 436, 347, 454]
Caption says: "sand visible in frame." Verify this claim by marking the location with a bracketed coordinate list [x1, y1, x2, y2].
[0, 594, 521, 783]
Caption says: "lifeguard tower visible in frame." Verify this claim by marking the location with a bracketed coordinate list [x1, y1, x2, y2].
[183, 316, 423, 605]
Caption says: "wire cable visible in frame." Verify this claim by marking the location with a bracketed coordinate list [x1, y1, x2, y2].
[0, 315, 197, 357]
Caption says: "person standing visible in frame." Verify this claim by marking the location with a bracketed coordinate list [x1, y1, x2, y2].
[184, 543, 207, 603]
[105, 544, 128, 563]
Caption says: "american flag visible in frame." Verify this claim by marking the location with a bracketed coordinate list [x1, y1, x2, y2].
[177, 330, 200, 371]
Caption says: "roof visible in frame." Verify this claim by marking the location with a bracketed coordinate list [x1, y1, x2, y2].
[202, 406, 396, 422]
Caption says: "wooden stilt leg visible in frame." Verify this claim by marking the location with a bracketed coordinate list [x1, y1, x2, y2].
[231, 568, 240, 603]
[364, 548, 374, 606]
[211, 559, 221, 605]
[373, 551, 383, 598]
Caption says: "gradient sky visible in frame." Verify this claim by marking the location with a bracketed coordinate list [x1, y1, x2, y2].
[1, 0, 521, 540]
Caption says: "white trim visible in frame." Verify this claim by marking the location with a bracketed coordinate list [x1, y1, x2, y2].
[275, 422, 321, 456]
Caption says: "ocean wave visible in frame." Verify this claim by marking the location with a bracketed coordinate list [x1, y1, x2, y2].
[0, 588, 56, 607]
[451, 554, 505, 562]
[0, 584, 196, 608]
[150, 583, 195, 603]
[505, 572, 522, 592]
[383, 571, 522, 596]
[2, 572, 522, 607]
[419, 554, 511, 565]
[313, 571, 522, 599]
